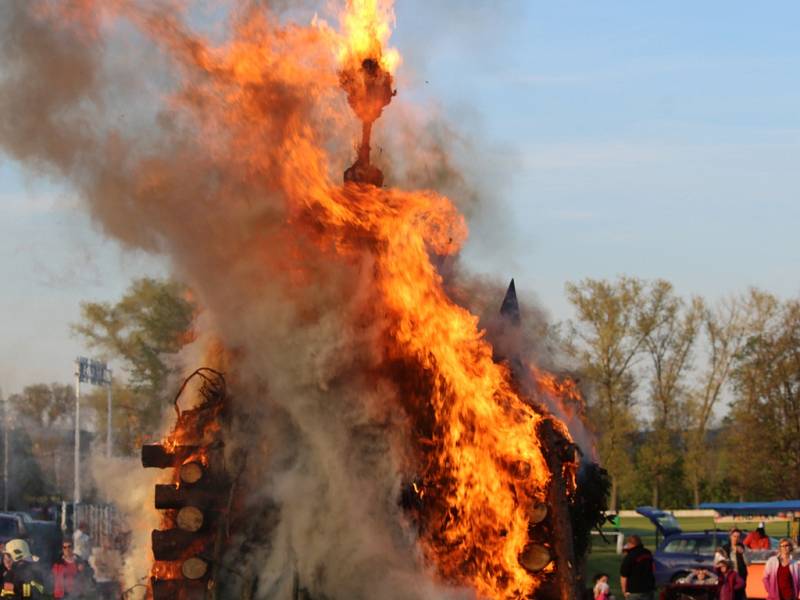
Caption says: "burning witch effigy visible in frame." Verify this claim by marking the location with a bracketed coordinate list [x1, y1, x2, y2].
[0, 1, 608, 599]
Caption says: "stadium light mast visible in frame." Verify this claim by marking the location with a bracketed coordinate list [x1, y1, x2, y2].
[2, 388, 8, 511]
[74, 357, 113, 518]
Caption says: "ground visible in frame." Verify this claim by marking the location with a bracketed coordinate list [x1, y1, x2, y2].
[585, 516, 791, 598]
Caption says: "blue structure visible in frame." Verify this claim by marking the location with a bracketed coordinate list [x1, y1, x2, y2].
[700, 500, 800, 516]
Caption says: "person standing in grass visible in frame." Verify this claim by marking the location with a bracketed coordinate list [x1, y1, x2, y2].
[716, 557, 746, 600]
[619, 535, 655, 600]
[762, 538, 800, 600]
[722, 528, 749, 600]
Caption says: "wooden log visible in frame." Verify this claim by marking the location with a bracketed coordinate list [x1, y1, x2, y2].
[182, 557, 209, 580]
[538, 417, 581, 600]
[177, 507, 204, 533]
[527, 502, 548, 525]
[142, 445, 199, 469]
[152, 577, 208, 600]
[180, 462, 204, 484]
[519, 543, 551, 572]
[155, 485, 217, 510]
[152, 529, 204, 561]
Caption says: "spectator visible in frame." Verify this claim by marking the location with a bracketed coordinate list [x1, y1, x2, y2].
[71, 523, 91, 560]
[0, 552, 13, 590]
[683, 568, 718, 585]
[762, 538, 800, 600]
[744, 522, 771, 550]
[716, 557, 745, 600]
[619, 534, 655, 600]
[52, 540, 94, 599]
[593, 572, 614, 600]
[89, 536, 121, 599]
[2, 539, 46, 599]
[722, 528, 748, 600]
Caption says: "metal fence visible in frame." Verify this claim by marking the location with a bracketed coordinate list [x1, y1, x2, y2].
[70, 502, 124, 543]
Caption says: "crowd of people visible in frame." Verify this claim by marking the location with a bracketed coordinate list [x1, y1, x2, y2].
[591, 525, 800, 600]
[0, 522, 121, 599]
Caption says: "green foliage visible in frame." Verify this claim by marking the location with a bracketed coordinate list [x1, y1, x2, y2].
[725, 292, 800, 499]
[565, 276, 650, 510]
[73, 278, 195, 396]
[564, 278, 800, 507]
[72, 277, 195, 454]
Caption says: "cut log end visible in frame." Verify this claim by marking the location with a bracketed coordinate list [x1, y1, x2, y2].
[527, 502, 548, 524]
[181, 557, 209, 580]
[176, 506, 204, 533]
[519, 543, 552, 572]
[180, 461, 204, 484]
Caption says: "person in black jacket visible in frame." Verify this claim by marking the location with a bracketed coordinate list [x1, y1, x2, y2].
[1, 539, 45, 599]
[721, 528, 748, 600]
[619, 535, 655, 600]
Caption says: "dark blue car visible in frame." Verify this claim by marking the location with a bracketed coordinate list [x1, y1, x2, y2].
[636, 506, 728, 586]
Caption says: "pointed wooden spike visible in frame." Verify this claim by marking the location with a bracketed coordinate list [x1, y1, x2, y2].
[500, 278, 521, 326]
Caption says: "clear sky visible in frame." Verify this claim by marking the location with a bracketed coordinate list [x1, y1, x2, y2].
[2, 1, 799, 394]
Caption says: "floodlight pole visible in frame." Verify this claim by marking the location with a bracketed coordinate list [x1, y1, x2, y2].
[106, 370, 113, 459]
[74, 361, 81, 517]
[2, 388, 8, 511]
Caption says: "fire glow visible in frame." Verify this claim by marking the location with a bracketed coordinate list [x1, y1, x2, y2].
[1, 0, 592, 598]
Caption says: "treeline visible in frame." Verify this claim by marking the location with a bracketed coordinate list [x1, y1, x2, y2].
[563, 277, 800, 510]
[9, 277, 799, 509]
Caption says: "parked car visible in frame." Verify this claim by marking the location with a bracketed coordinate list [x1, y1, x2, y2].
[0, 511, 62, 566]
[0, 512, 30, 543]
[636, 506, 788, 590]
[637, 506, 729, 586]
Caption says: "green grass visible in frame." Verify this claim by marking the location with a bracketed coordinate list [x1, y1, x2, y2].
[585, 516, 791, 598]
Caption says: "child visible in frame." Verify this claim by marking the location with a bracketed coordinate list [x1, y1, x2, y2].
[593, 572, 613, 600]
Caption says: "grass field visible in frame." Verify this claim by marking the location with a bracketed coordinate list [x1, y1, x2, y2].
[585, 516, 792, 597]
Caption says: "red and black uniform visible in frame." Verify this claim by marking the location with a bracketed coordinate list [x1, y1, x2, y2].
[0, 561, 45, 599]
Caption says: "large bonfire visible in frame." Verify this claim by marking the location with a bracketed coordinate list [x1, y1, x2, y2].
[0, 1, 606, 599]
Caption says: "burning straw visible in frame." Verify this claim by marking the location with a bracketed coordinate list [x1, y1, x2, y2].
[0, 1, 604, 599]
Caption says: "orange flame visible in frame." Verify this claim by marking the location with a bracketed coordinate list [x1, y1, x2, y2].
[337, 0, 401, 73]
[37, 1, 585, 597]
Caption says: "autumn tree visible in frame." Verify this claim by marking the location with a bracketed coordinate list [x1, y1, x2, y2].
[726, 291, 800, 499]
[683, 296, 747, 506]
[10, 383, 74, 428]
[565, 276, 654, 510]
[72, 277, 195, 454]
[635, 283, 701, 507]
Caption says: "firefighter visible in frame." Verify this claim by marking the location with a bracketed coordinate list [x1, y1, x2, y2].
[1, 539, 45, 599]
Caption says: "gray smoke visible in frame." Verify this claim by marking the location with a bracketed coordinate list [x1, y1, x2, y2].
[0, 1, 475, 598]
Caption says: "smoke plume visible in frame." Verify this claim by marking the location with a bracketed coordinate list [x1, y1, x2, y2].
[0, 2, 593, 598]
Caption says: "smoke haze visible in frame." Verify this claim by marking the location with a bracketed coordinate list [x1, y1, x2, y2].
[0, 2, 590, 598]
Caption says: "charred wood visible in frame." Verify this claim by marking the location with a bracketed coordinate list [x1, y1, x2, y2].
[142, 444, 200, 469]
[152, 577, 208, 600]
[152, 529, 209, 561]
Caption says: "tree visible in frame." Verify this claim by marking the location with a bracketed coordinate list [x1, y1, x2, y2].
[73, 278, 195, 454]
[726, 291, 800, 499]
[73, 278, 194, 395]
[11, 383, 74, 428]
[565, 276, 653, 510]
[684, 296, 747, 506]
[636, 282, 701, 507]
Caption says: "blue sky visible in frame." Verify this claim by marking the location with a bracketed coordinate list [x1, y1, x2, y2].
[2, 1, 800, 393]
